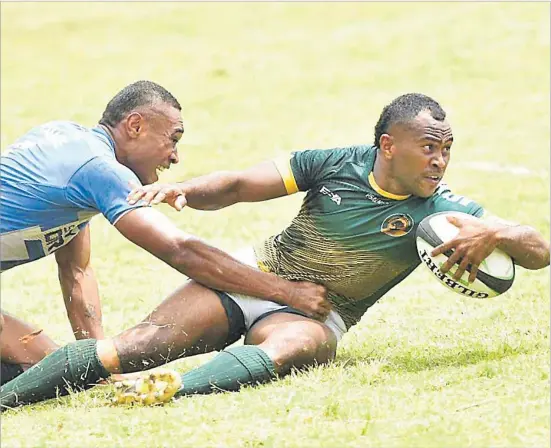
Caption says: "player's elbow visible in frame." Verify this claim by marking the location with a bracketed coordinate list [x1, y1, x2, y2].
[163, 235, 203, 275]
[528, 248, 550, 270]
[516, 244, 550, 270]
[531, 238, 550, 269]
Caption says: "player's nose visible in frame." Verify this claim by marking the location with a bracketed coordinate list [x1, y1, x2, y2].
[170, 149, 179, 165]
[431, 153, 446, 169]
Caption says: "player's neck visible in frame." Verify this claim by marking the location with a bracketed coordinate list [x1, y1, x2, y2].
[98, 124, 126, 164]
[371, 157, 411, 198]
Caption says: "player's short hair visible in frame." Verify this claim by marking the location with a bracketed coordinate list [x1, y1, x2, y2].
[373, 93, 446, 147]
[99, 80, 181, 127]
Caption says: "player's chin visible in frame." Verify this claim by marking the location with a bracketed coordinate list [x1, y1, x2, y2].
[416, 181, 438, 198]
[415, 186, 438, 199]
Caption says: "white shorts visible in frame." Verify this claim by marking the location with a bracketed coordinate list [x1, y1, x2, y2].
[225, 247, 348, 342]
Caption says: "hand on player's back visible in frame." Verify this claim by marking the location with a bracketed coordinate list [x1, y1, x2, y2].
[287, 281, 332, 321]
[127, 181, 187, 211]
[431, 215, 502, 283]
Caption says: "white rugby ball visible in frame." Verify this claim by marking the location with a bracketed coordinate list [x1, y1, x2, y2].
[416, 211, 515, 298]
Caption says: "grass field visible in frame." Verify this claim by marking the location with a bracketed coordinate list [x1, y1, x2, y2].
[1, 2, 549, 447]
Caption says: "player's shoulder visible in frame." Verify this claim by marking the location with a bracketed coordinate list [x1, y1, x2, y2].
[7, 120, 104, 155]
[332, 144, 375, 163]
[2, 121, 117, 187]
[319, 143, 374, 160]
[427, 182, 484, 217]
[32, 120, 90, 143]
[293, 144, 375, 167]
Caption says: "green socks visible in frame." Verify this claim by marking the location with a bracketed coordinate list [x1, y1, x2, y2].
[0, 339, 109, 409]
[0, 343, 276, 407]
[176, 345, 276, 396]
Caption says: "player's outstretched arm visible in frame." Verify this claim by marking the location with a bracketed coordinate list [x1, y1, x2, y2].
[127, 160, 289, 211]
[54, 226, 104, 340]
[114, 207, 331, 321]
[487, 220, 550, 269]
[432, 214, 550, 282]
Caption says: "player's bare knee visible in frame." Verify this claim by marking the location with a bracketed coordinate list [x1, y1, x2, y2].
[262, 331, 331, 374]
[243, 325, 269, 345]
[0, 313, 4, 335]
[317, 337, 337, 362]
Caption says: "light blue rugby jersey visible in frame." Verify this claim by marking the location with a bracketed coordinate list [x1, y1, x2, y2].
[0, 121, 145, 271]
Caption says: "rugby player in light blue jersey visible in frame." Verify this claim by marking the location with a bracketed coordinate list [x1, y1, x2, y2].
[0, 81, 330, 386]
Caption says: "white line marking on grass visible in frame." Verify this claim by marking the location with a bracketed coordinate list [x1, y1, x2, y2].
[459, 162, 548, 177]
[454, 399, 496, 412]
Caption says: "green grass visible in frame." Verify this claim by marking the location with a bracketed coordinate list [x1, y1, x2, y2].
[1, 2, 549, 447]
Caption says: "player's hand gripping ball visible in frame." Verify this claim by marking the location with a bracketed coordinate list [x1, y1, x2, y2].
[416, 212, 515, 298]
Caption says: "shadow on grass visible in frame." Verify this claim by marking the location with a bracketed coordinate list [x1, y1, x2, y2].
[4, 342, 542, 415]
[335, 341, 538, 374]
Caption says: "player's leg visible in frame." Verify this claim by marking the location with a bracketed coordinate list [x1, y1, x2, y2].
[108, 281, 245, 405]
[0, 311, 59, 385]
[174, 311, 339, 396]
[0, 281, 240, 408]
[108, 281, 236, 373]
[247, 312, 338, 374]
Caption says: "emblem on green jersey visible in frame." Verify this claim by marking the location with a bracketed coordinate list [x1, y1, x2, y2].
[319, 186, 342, 205]
[381, 213, 414, 237]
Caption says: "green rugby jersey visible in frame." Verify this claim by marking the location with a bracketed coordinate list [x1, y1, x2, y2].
[253, 145, 484, 329]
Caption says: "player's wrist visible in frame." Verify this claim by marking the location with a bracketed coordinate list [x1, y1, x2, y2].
[270, 277, 296, 306]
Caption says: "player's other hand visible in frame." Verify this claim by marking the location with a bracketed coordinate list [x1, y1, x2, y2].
[288, 281, 332, 321]
[127, 182, 187, 211]
[431, 215, 502, 283]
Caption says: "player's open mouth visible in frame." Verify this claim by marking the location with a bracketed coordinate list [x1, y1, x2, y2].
[424, 175, 441, 186]
[156, 164, 169, 176]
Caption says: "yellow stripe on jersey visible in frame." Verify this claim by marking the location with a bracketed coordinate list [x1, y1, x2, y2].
[274, 156, 299, 195]
[368, 172, 410, 201]
[256, 260, 271, 272]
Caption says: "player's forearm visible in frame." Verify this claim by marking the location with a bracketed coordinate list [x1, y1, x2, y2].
[495, 225, 550, 270]
[58, 264, 104, 339]
[165, 237, 293, 303]
[177, 171, 241, 210]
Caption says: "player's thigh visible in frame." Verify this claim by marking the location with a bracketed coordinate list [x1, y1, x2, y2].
[113, 281, 233, 367]
[245, 312, 338, 375]
[0, 311, 59, 367]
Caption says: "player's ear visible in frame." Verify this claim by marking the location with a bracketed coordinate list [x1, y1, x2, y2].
[126, 112, 143, 138]
[379, 134, 394, 160]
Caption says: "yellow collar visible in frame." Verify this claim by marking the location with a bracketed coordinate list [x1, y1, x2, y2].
[368, 172, 411, 201]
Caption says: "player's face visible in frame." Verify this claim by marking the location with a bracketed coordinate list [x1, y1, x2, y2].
[127, 104, 184, 185]
[389, 111, 453, 198]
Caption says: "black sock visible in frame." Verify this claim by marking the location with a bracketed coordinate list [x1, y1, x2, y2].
[0, 362, 24, 386]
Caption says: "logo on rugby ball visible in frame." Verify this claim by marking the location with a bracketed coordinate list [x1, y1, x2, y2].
[418, 248, 490, 298]
[381, 213, 414, 237]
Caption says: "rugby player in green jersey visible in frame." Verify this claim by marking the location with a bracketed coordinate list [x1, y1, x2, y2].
[1, 93, 548, 409]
